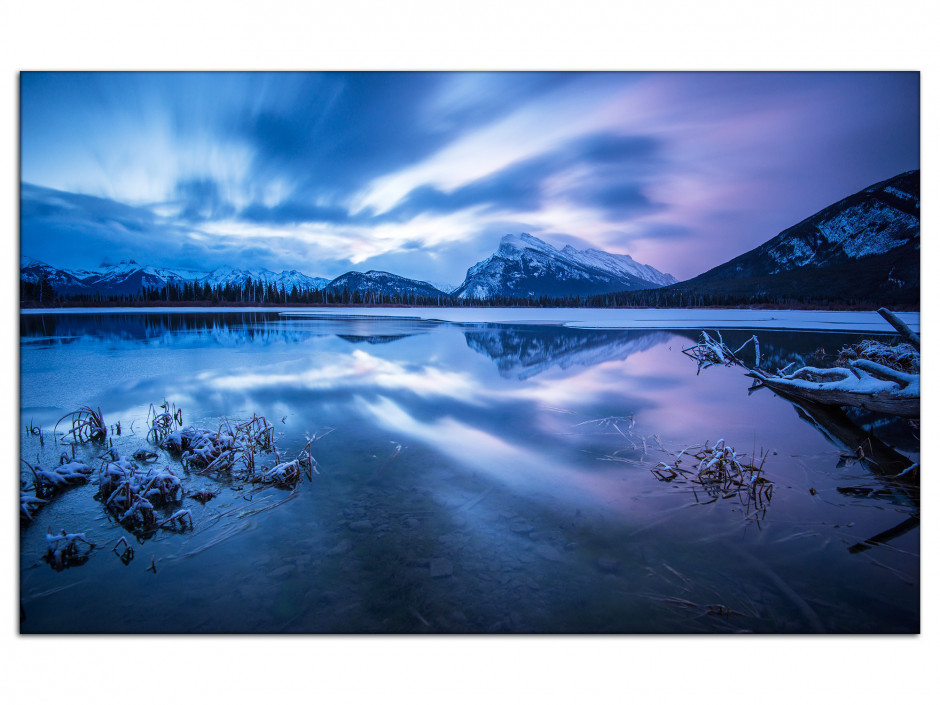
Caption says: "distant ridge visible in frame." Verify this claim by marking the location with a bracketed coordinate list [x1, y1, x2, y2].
[322, 270, 448, 301]
[20, 258, 330, 297]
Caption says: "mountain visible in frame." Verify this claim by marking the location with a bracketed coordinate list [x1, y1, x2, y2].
[671, 170, 920, 305]
[453, 233, 677, 300]
[195, 267, 329, 292]
[20, 258, 330, 297]
[21, 258, 94, 295]
[322, 270, 448, 301]
[79, 261, 201, 296]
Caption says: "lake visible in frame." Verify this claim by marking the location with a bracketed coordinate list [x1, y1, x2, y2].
[19, 309, 920, 633]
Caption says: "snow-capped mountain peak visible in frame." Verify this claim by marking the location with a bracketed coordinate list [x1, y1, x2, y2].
[454, 233, 677, 300]
[497, 232, 559, 257]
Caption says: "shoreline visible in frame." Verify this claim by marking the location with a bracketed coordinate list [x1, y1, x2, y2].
[18, 305, 921, 333]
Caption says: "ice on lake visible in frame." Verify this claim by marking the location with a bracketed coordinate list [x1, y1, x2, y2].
[19, 309, 919, 633]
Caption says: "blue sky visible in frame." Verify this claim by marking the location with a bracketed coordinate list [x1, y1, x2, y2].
[20, 71, 919, 284]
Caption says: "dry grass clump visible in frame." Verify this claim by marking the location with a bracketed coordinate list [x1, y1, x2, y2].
[98, 454, 184, 528]
[653, 439, 773, 507]
[22, 458, 94, 499]
[45, 530, 95, 571]
[837, 340, 919, 374]
[146, 401, 184, 443]
[161, 425, 245, 473]
[55, 406, 107, 443]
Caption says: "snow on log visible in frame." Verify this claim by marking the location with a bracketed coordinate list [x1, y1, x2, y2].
[684, 311, 920, 419]
[746, 359, 919, 418]
[877, 307, 919, 349]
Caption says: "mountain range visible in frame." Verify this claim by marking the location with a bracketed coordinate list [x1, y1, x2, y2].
[20, 170, 919, 306]
[665, 170, 919, 305]
[20, 258, 331, 298]
[21, 234, 677, 301]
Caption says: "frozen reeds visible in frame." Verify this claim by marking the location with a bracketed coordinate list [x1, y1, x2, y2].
[22, 458, 94, 498]
[23, 399, 326, 553]
[236, 413, 275, 452]
[154, 509, 193, 531]
[20, 494, 47, 523]
[146, 401, 183, 443]
[653, 439, 773, 507]
[113, 536, 134, 564]
[45, 530, 94, 570]
[189, 489, 217, 503]
[253, 458, 305, 487]
[98, 455, 184, 528]
[132, 448, 159, 463]
[250, 438, 317, 488]
[837, 340, 920, 374]
[54, 405, 107, 443]
[161, 425, 245, 473]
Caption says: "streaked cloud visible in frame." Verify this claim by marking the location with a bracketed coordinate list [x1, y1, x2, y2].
[20, 71, 919, 283]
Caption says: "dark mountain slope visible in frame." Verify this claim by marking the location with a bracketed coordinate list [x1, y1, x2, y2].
[670, 170, 919, 305]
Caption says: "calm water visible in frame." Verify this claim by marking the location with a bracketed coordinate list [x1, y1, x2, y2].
[19, 311, 919, 633]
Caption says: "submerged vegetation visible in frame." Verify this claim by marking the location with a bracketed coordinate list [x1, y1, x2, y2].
[652, 439, 774, 509]
[21, 400, 324, 552]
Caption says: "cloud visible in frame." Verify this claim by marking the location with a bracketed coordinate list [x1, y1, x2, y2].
[21, 183, 154, 230]
[237, 72, 582, 209]
[20, 72, 920, 281]
[382, 155, 554, 221]
[174, 177, 235, 221]
[566, 133, 660, 165]
[239, 200, 354, 226]
[579, 182, 658, 217]
[380, 131, 664, 224]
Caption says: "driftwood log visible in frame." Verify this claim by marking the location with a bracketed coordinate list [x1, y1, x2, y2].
[877, 307, 919, 349]
[685, 310, 920, 419]
[746, 360, 919, 419]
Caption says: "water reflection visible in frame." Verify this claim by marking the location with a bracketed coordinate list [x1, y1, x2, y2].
[751, 387, 919, 556]
[19, 312, 920, 633]
[20, 311, 442, 348]
[463, 324, 684, 379]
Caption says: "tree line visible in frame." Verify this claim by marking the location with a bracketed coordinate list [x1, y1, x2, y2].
[20, 276, 900, 310]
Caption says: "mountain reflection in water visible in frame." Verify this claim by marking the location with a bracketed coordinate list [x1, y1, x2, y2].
[19, 311, 919, 633]
[463, 324, 682, 379]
